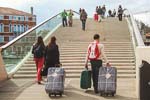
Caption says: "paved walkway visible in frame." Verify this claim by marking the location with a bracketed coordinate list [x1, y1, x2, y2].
[0, 78, 137, 100]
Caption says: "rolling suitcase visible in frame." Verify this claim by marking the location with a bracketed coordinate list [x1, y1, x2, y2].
[80, 70, 92, 89]
[98, 66, 117, 96]
[45, 67, 65, 97]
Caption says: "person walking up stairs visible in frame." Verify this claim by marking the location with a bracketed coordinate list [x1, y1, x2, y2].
[85, 34, 110, 93]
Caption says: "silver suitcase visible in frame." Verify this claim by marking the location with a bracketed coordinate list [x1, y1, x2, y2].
[98, 66, 117, 96]
[45, 67, 65, 97]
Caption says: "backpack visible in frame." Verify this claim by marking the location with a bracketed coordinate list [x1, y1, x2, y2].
[88, 42, 101, 60]
[33, 45, 44, 58]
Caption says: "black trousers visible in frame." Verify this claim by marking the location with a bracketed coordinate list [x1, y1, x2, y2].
[90, 60, 102, 91]
[81, 19, 86, 30]
[118, 14, 122, 21]
[62, 18, 68, 27]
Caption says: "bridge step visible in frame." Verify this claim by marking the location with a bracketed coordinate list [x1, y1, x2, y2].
[17, 70, 135, 74]
[19, 66, 135, 71]
[13, 74, 136, 79]
[13, 18, 136, 79]
[22, 63, 135, 67]
[25, 60, 135, 64]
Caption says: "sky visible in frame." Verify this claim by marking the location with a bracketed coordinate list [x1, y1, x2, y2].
[0, 0, 149, 23]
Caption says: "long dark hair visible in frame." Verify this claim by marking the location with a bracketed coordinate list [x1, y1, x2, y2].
[48, 36, 56, 47]
[36, 36, 44, 46]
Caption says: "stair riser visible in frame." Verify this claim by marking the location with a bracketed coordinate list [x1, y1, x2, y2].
[16, 72, 135, 75]
[13, 76, 136, 79]
[60, 52, 134, 55]
[22, 64, 135, 67]
[25, 60, 135, 64]
[20, 67, 135, 71]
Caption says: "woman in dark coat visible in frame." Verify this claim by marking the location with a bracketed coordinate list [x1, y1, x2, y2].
[44, 36, 60, 75]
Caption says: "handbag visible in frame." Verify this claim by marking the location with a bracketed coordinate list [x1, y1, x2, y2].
[40, 67, 48, 76]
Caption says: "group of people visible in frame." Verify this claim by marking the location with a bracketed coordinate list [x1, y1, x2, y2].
[95, 5, 106, 22]
[108, 9, 116, 17]
[32, 36, 60, 84]
[108, 5, 124, 21]
[32, 33, 109, 95]
[32, 6, 123, 91]
[61, 8, 88, 31]
[94, 5, 124, 21]
[61, 9, 74, 27]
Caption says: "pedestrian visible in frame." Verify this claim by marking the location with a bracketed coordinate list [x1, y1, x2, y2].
[102, 5, 106, 18]
[32, 36, 45, 84]
[80, 9, 87, 31]
[61, 9, 68, 27]
[108, 10, 112, 17]
[96, 6, 99, 14]
[79, 8, 82, 14]
[68, 9, 74, 27]
[118, 5, 123, 21]
[113, 9, 116, 17]
[85, 34, 110, 93]
[97, 6, 103, 22]
[94, 6, 99, 21]
[44, 36, 60, 75]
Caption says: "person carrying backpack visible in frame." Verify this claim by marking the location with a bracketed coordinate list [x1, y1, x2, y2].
[32, 36, 45, 84]
[118, 5, 123, 21]
[97, 6, 103, 22]
[80, 9, 87, 31]
[85, 34, 110, 93]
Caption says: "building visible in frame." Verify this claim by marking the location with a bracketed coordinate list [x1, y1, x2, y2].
[0, 7, 36, 46]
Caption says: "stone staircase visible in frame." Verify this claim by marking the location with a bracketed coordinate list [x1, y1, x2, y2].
[13, 18, 136, 79]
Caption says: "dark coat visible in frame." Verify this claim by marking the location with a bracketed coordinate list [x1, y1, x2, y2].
[45, 44, 60, 68]
[80, 11, 87, 21]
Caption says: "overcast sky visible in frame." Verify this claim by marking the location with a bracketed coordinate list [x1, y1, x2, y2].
[0, 0, 149, 23]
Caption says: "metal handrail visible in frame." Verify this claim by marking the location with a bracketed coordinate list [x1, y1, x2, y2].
[1, 10, 80, 51]
[126, 10, 145, 46]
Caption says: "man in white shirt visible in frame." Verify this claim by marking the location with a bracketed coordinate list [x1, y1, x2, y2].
[85, 34, 110, 93]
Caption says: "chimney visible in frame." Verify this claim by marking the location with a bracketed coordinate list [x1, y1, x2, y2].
[31, 7, 33, 15]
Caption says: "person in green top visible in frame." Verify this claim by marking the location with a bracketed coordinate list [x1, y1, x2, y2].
[61, 10, 68, 27]
[68, 9, 74, 27]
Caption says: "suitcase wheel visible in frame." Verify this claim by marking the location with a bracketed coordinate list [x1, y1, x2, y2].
[100, 93, 103, 96]
[59, 93, 62, 97]
[100, 92, 104, 96]
[106, 93, 109, 96]
[111, 93, 115, 97]
[49, 93, 52, 97]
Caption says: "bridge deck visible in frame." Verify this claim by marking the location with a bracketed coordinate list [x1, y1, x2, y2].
[0, 18, 137, 100]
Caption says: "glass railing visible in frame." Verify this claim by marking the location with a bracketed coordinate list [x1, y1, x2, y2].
[134, 12, 150, 45]
[0, 10, 80, 76]
[125, 10, 145, 47]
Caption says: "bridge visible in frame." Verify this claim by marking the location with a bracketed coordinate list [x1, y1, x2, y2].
[0, 10, 149, 100]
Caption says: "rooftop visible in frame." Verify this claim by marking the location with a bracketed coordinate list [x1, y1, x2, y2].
[0, 7, 35, 17]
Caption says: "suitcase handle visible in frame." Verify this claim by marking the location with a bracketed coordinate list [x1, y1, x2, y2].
[55, 63, 62, 67]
